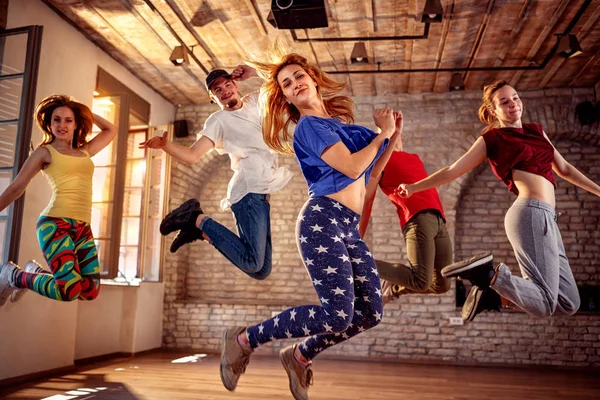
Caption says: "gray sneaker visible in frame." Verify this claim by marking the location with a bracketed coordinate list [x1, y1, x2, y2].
[11, 260, 45, 303]
[279, 345, 313, 400]
[0, 261, 18, 307]
[220, 326, 252, 391]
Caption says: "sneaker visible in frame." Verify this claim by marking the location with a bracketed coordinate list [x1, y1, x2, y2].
[10, 260, 45, 303]
[0, 261, 18, 307]
[170, 228, 204, 253]
[462, 285, 502, 321]
[279, 345, 313, 400]
[441, 252, 495, 287]
[160, 199, 203, 236]
[381, 279, 400, 306]
[220, 326, 252, 391]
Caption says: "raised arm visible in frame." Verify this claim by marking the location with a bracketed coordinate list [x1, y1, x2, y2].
[138, 131, 215, 165]
[544, 132, 600, 197]
[397, 137, 487, 198]
[358, 173, 381, 238]
[82, 113, 117, 157]
[0, 147, 49, 212]
[370, 110, 403, 180]
[321, 108, 395, 180]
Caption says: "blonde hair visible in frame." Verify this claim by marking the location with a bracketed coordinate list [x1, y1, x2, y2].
[248, 47, 354, 154]
[34, 94, 94, 148]
[478, 80, 511, 132]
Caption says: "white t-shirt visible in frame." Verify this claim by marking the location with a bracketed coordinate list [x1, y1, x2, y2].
[200, 92, 293, 210]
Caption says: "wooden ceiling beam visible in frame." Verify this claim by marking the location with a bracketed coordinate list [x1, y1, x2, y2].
[493, 0, 533, 68]
[122, 0, 207, 88]
[243, 0, 267, 37]
[541, 3, 600, 87]
[462, 0, 496, 86]
[432, 0, 454, 92]
[510, 0, 570, 87]
[65, 1, 194, 104]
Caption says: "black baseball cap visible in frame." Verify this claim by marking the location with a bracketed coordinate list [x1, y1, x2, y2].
[206, 69, 233, 92]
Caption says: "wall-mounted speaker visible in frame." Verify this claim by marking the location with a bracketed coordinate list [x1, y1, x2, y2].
[575, 101, 595, 126]
[173, 119, 189, 138]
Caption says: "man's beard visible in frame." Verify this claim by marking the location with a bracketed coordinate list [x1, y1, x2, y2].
[225, 98, 238, 108]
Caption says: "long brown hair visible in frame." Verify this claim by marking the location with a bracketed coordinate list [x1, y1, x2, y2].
[248, 49, 354, 154]
[478, 80, 511, 132]
[34, 94, 94, 148]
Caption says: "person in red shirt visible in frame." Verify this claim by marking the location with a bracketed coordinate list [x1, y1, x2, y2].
[398, 80, 600, 322]
[360, 113, 464, 306]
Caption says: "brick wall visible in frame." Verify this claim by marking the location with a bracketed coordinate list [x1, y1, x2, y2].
[163, 87, 600, 367]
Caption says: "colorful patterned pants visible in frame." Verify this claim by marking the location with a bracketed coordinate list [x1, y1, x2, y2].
[246, 196, 383, 360]
[14, 216, 101, 301]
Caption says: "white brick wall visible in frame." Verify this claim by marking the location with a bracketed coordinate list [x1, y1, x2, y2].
[163, 87, 600, 366]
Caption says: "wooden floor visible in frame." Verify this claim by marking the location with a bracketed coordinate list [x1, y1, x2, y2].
[2, 351, 599, 400]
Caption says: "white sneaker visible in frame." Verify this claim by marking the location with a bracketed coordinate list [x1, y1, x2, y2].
[10, 260, 45, 303]
[0, 261, 19, 307]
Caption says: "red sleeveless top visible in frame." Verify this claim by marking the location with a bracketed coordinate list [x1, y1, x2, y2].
[481, 123, 556, 195]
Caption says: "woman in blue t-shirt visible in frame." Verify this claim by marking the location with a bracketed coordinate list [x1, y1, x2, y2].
[218, 52, 398, 399]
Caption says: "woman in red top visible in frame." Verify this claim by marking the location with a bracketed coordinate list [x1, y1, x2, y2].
[359, 116, 456, 304]
[398, 80, 600, 321]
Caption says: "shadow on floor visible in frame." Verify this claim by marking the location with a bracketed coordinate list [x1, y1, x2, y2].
[0, 373, 140, 400]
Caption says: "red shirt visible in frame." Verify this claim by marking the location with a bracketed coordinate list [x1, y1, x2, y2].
[482, 123, 556, 196]
[379, 151, 446, 228]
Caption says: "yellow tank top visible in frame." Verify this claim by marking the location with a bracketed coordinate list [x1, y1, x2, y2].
[40, 144, 94, 224]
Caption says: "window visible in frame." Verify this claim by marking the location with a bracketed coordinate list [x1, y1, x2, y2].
[0, 26, 42, 263]
[90, 70, 170, 282]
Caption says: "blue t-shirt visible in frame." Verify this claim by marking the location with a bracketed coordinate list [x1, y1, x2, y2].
[293, 115, 389, 197]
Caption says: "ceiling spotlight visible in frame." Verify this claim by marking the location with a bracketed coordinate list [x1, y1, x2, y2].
[170, 45, 189, 66]
[350, 42, 369, 64]
[421, 0, 444, 23]
[449, 73, 465, 91]
[557, 34, 583, 58]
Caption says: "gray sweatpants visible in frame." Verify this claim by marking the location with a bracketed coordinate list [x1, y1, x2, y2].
[492, 198, 580, 318]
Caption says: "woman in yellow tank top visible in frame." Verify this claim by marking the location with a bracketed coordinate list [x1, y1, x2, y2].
[0, 94, 116, 305]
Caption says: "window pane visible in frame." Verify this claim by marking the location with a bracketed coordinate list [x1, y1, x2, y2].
[0, 33, 27, 75]
[127, 132, 146, 159]
[0, 124, 18, 168]
[92, 165, 116, 202]
[120, 217, 140, 246]
[94, 238, 110, 276]
[119, 246, 139, 281]
[0, 78, 23, 121]
[142, 140, 167, 282]
[0, 171, 11, 217]
[125, 159, 146, 189]
[0, 220, 6, 261]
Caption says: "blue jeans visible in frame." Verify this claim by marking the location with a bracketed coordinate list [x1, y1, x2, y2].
[199, 193, 272, 280]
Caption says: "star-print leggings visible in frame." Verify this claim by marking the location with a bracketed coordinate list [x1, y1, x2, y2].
[13, 216, 101, 301]
[246, 196, 383, 360]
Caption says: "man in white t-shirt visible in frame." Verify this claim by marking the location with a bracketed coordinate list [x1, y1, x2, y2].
[139, 66, 292, 280]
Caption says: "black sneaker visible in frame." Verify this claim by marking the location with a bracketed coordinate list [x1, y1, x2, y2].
[160, 199, 203, 236]
[441, 252, 495, 287]
[461, 285, 502, 321]
[170, 229, 204, 253]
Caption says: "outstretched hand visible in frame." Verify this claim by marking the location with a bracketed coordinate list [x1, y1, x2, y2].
[230, 64, 257, 81]
[139, 131, 168, 150]
[373, 107, 395, 138]
[393, 110, 403, 135]
[394, 183, 413, 198]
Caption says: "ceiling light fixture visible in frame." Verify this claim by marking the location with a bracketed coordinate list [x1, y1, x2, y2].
[557, 34, 583, 58]
[350, 42, 369, 64]
[449, 73, 465, 91]
[169, 45, 189, 66]
[421, 0, 444, 23]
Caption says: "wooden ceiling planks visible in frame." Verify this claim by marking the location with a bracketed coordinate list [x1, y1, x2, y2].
[43, 0, 600, 105]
